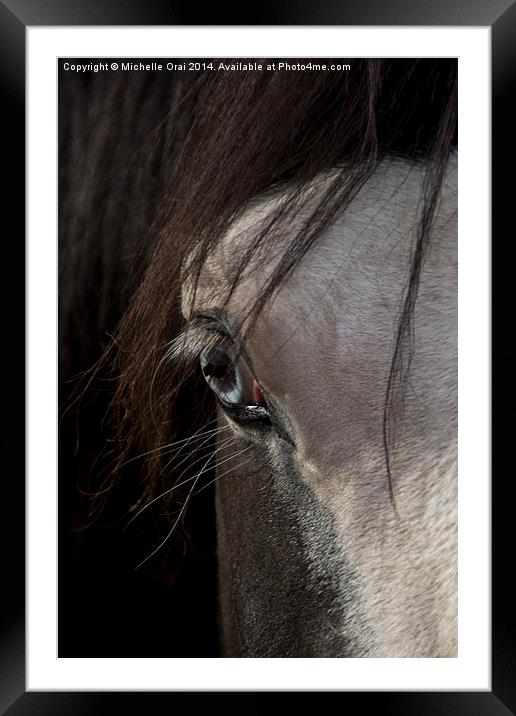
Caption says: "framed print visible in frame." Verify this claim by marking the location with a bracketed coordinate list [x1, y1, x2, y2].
[2, 0, 507, 711]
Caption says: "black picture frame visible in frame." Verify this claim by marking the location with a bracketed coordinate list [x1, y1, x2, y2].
[4, 0, 507, 711]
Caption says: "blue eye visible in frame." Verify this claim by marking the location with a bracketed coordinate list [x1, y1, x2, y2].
[200, 346, 268, 414]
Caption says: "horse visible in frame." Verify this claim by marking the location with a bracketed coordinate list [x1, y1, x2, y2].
[59, 58, 457, 657]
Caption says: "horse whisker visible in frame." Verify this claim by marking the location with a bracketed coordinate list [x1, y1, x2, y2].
[123, 435, 238, 530]
[117, 418, 223, 468]
[193, 452, 254, 496]
[132, 444, 253, 567]
[156, 431, 238, 490]
[153, 425, 229, 461]
[119, 426, 231, 519]
[89, 420, 225, 492]
[124, 433, 234, 531]
[158, 425, 231, 477]
[134, 452, 215, 570]
[84, 423, 229, 521]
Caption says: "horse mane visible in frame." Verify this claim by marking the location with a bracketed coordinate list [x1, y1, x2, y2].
[59, 58, 457, 562]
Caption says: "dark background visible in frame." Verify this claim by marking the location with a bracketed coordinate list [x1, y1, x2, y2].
[58, 61, 220, 657]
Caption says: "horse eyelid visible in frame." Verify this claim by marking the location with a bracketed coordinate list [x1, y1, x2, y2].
[165, 319, 230, 366]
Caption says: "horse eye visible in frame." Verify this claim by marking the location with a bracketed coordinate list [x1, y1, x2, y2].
[200, 346, 267, 413]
